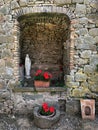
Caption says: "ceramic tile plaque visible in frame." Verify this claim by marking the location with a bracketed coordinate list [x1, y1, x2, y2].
[80, 99, 95, 120]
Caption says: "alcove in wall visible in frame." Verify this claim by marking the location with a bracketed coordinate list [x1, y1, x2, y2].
[18, 13, 70, 87]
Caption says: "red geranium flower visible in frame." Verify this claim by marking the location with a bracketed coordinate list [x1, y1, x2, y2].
[44, 107, 49, 112]
[42, 102, 48, 110]
[49, 106, 55, 113]
[34, 70, 52, 81]
[43, 72, 49, 79]
[40, 102, 55, 116]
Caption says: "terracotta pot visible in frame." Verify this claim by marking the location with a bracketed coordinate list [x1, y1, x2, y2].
[34, 81, 50, 88]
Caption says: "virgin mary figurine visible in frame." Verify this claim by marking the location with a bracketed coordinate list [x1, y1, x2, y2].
[25, 54, 31, 79]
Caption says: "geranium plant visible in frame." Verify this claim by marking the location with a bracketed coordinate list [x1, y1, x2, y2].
[34, 69, 52, 81]
[39, 102, 55, 116]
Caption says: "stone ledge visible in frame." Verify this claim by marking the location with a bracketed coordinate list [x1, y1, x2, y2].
[12, 87, 66, 93]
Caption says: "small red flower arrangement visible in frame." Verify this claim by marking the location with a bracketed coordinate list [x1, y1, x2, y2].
[34, 69, 52, 81]
[39, 102, 55, 116]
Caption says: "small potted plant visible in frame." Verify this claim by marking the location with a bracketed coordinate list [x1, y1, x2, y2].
[34, 69, 52, 87]
[33, 102, 60, 129]
[39, 102, 55, 116]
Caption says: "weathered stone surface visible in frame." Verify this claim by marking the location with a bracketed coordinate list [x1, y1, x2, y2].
[5, 59, 13, 68]
[89, 74, 98, 82]
[84, 0, 92, 5]
[80, 50, 92, 59]
[72, 88, 90, 97]
[0, 0, 4, 6]
[75, 36, 96, 50]
[84, 65, 96, 75]
[90, 1, 98, 9]
[0, 91, 11, 99]
[75, 4, 86, 17]
[5, 67, 13, 76]
[54, 0, 71, 4]
[11, 0, 20, 9]
[76, 28, 88, 36]
[75, 72, 87, 82]
[94, 36, 98, 43]
[0, 0, 97, 107]
[89, 83, 98, 93]
[85, 24, 95, 29]
[0, 13, 5, 23]
[66, 81, 79, 88]
[79, 17, 88, 24]
[0, 35, 14, 43]
[89, 28, 98, 37]
[66, 75, 74, 82]
[95, 20, 98, 27]
[83, 121, 98, 130]
[66, 99, 81, 115]
[90, 55, 98, 65]
[72, 0, 83, 3]
[75, 58, 88, 65]
[0, 5, 10, 15]
[0, 80, 6, 89]
[19, 0, 27, 6]
[1, 49, 13, 58]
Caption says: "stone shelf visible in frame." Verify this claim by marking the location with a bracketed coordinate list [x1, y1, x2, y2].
[12, 86, 66, 93]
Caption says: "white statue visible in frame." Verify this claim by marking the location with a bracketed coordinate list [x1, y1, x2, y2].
[25, 54, 31, 79]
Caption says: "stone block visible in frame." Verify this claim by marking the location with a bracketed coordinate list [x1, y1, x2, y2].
[66, 75, 74, 82]
[90, 55, 98, 65]
[75, 72, 87, 82]
[66, 99, 81, 115]
[94, 36, 98, 43]
[0, 80, 6, 89]
[54, 0, 71, 4]
[80, 50, 92, 59]
[0, 0, 4, 6]
[19, 0, 27, 6]
[79, 17, 88, 24]
[72, 88, 90, 97]
[89, 28, 98, 37]
[88, 82, 98, 93]
[75, 4, 86, 15]
[75, 58, 88, 65]
[84, 0, 92, 5]
[11, 0, 20, 10]
[75, 36, 96, 50]
[75, 28, 88, 36]
[66, 81, 79, 88]
[90, 2, 98, 9]
[1, 49, 13, 58]
[0, 91, 10, 99]
[72, 0, 83, 3]
[84, 65, 95, 75]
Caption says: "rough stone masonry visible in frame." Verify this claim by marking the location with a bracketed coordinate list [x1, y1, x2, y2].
[0, 0, 98, 114]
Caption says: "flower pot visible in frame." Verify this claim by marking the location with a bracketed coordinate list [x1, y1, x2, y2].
[34, 80, 43, 87]
[34, 81, 50, 88]
[33, 107, 60, 129]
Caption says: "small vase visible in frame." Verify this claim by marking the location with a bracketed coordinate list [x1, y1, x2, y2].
[33, 107, 60, 129]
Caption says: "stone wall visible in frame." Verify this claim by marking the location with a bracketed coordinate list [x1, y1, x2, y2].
[0, 0, 98, 114]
